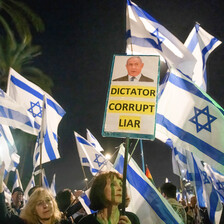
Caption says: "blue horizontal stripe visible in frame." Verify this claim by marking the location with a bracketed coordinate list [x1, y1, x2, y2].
[91, 168, 99, 173]
[82, 158, 89, 163]
[186, 29, 198, 53]
[156, 113, 224, 166]
[77, 136, 92, 146]
[202, 37, 219, 67]
[174, 147, 187, 165]
[193, 157, 205, 207]
[44, 129, 57, 161]
[169, 72, 224, 116]
[127, 0, 159, 23]
[0, 105, 40, 130]
[126, 35, 161, 51]
[10, 75, 65, 117]
[115, 155, 181, 224]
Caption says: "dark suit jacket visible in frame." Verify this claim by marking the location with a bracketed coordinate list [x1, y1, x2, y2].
[113, 74, 154, 82]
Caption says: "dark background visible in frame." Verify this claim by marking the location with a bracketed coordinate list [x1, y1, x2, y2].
[18, 0, 223, 192]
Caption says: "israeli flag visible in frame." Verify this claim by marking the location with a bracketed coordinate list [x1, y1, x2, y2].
[168, 140, 223, 223]
[156, 67, 224, 174]
[74, 131, 113, 175]
[24, 174, 35, 200]
[42, 168, 50, 189]
[126, 0, 196, 75]
[50, 173, 56, 197]
[86, 129, 104, 152]
[12, 169, 23, 191]
[3, 182, 12, 204]
[0, 124, 20, 178]
[184, 23, 222, 91]
[204, 164, 224, 204]
[0, 88, 37, 135]
[79, 190, 95, 215]
[7, 68, 65, 167]
[186, 152, 223, 224]
[114, 144, 184, 224]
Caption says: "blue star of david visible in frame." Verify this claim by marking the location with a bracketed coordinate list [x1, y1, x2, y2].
[0, 89, 4, 97]
[94, 154, 106, 168]
[189, 106, 217, 133]
[28, 101, 43, 118]
[150, 28, 165, 51]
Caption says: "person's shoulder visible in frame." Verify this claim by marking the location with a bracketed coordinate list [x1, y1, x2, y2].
[113, 75, 128, 81]
[125, 211, 140, 224]
[140, 74, 154, 82]
[77, 213, 98, 224]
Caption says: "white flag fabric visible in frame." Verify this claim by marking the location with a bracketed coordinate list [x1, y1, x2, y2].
[33, 95, 55, 167]
[168, 141, 223, 223]
[86, 129, 104, 152]
[186, 152, 223, 224]
[126, 0, 196, 75]
[0, 88, 37, 135]
[0, 124, 20, 177]
[12, 169, 23, 191]
[184, 23, 222, 91]
[74, 131, 113, 175]
[114, 144, 184, 224]
[204, 164, 224, 204]
[42, 168, 49, 189]
[7, 68, 65, 167]
[156, 67, 224, 174]
[24, 174, 35, 201]
[50, 173, 56, 197]
[3, 182, 12, 204]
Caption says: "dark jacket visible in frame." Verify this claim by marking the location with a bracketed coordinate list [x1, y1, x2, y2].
[113, 74, 154, 82]
[78, 211, 140, 224]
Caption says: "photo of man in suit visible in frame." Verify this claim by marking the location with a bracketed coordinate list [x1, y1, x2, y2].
[113, 56, 154, 82]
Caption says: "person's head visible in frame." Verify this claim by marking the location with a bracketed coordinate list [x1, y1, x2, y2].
[126, 56, 144, 77]
[56, 188, 75, 213]
[20, 187, 61, 224]
[190, 195, 197, 207]
[89, 171, 124, 210]
[28, 185, 40, 198]
[160, 182, 177, 199]
[12, 187, 24, 207]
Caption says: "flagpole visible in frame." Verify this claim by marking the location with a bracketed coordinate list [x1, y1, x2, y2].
[39, 95, 46, 186]
[140, 139, 145, 173]
[81, 165, 88, 190]
[121, 137, 130, 215]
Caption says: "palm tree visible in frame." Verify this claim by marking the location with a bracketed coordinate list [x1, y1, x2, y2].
[0, 35, 53, 93]
[0, 1, 54, 185]
[0, 0, 44, 43]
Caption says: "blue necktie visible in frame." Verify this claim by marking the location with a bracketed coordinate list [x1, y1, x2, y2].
[130, 76, 135, 81]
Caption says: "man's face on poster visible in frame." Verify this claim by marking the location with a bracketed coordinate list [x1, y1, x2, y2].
[126, 57, 144, 77]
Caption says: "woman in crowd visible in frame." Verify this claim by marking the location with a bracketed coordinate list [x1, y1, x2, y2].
[0, 161, 66, 224]
[78, 171, 140, 224]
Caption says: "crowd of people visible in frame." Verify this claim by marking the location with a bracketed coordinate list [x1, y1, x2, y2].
[1, 161, 223, 224]
[0, 162, 139, 224]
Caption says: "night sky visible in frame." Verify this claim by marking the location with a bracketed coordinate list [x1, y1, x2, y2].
[19, 0, 224, 192]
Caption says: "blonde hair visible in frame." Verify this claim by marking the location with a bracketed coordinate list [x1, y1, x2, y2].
[20, 187, 61, 224]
